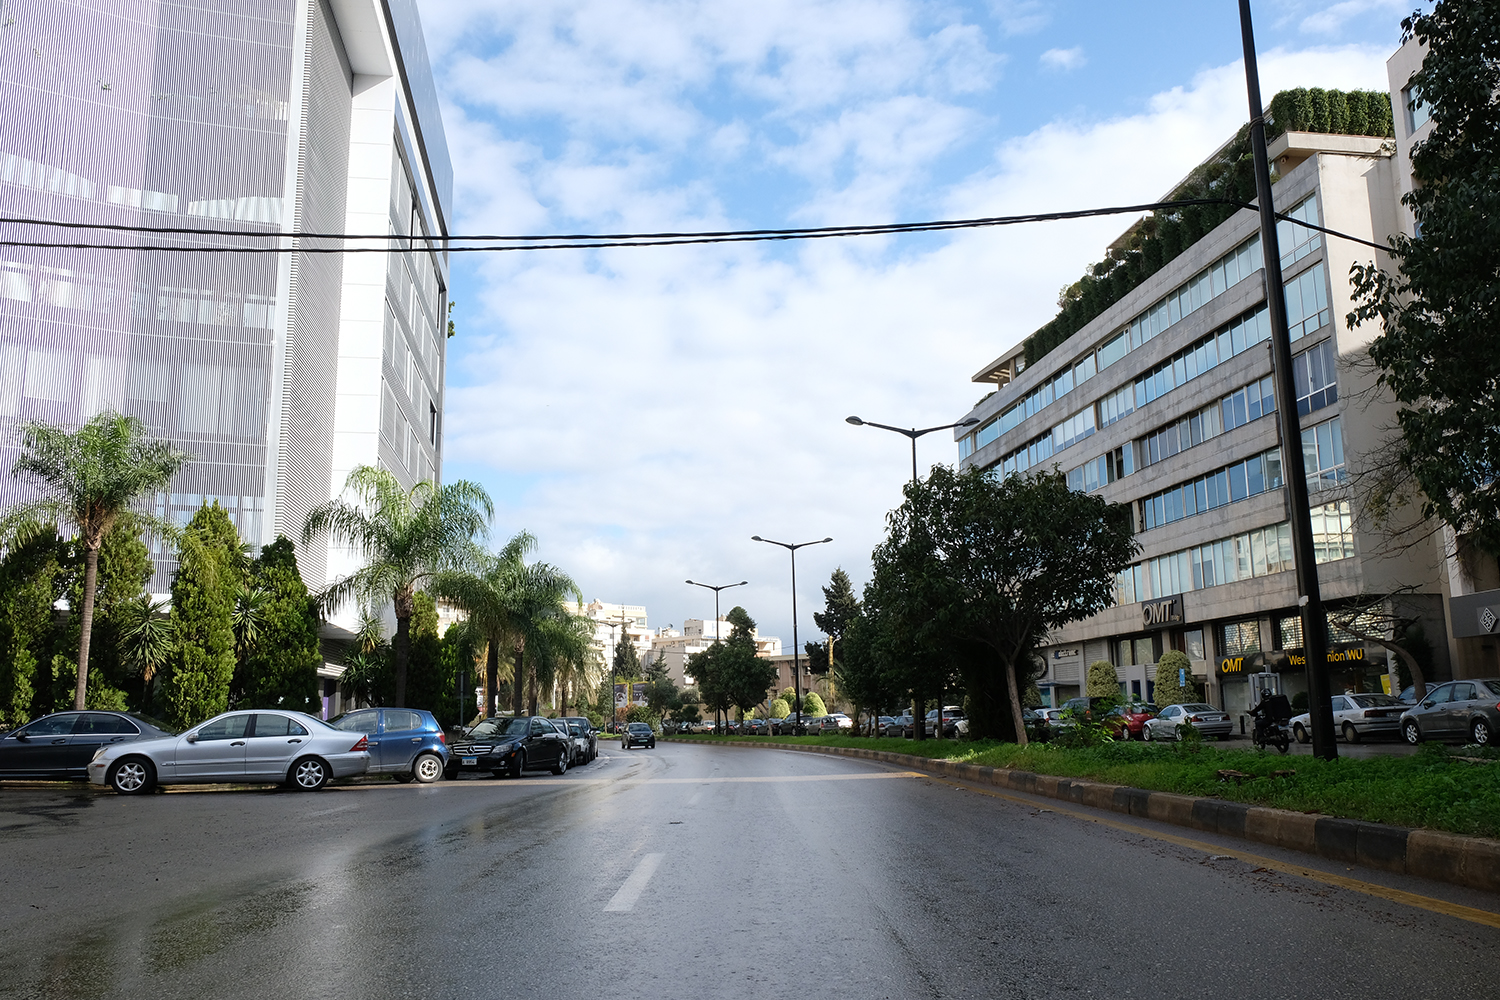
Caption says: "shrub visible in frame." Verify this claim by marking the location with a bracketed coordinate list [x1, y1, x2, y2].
[769, 697, 791, 719]
[1153, 651, 1198, 706]
[802, 691, 827, 717]
[1085, 660, 1118, 698]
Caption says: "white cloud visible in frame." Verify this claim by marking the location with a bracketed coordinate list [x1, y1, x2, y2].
[1039, 46, 1086, 72]
[1297, 0, 1409, 36]
[420, 0, 1393, 641]
[987, 0, 1049, 36]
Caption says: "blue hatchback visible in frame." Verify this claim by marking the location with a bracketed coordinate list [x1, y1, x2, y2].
[329, 708, 450, 782]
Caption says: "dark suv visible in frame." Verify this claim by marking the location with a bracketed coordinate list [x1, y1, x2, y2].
[329, 707, 449, 782]
[622, 722, 656, 749]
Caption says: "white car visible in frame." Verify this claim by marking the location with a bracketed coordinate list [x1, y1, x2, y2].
[88, 709, 371, 794]
[1143, 703, 1233, 741]
[1291, 692, 1406, 743]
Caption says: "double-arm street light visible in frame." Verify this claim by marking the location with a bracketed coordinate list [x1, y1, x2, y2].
[845, 415, 979, 484]
[597, 614, 633, 730]
[846, 413, 977, 740]
[686, 579, 748, 732]
[751, 535, 831, 730]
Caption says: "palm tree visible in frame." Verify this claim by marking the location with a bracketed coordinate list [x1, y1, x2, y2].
[4, 411, 188, 709]
[302, 465, 492, 707]
[433, 532, 533, 716]
[508, 559, 584, 716]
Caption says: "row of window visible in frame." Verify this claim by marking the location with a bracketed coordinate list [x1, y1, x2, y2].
[964, 194, 1323, 461]
[1139, 446, 1284, 532]
[1114, 500, 1355, 605]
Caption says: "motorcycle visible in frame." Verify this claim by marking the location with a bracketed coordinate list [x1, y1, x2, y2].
[1249, 692, 1292, 754]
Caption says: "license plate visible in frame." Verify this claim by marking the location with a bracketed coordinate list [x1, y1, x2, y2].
[462, 756, 477, 766]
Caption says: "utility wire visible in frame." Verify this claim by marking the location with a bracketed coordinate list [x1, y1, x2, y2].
[0, 198, 1392, 254]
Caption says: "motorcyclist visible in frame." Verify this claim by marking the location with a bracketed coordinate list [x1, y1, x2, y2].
[1249, 688, 1291, 750]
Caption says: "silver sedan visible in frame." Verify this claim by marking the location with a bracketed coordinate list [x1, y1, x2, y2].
[1291, 692, 1406, 743]
[88, 710, 371, 794]
[1143, 703, 1233, 740]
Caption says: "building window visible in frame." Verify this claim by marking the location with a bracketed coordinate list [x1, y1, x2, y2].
[1302, 414, 1345, 491]
[1278, 615, 1303, 649]
[1184, 629, 1206, 660]
[1221, 375, 1276, 433]
[1310, 500, 1356, 562]
[1404, 83, 1431, 133]
[1284, 263, 1331, 341]
[1276, 195, 1322, 269]
[1221, 620, 1261, 656]
[1139, 446, 1283, 531]
[1116, 637, 1156, 666]
[1293, 340, 1338, 415]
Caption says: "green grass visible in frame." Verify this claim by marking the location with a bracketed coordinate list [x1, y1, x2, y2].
[667, 734, 1500, 839]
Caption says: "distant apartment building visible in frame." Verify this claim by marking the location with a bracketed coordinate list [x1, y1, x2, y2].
[954, 88, 1454, 714]
[0, 0, 451, 613]
[649, 618, 782, 689]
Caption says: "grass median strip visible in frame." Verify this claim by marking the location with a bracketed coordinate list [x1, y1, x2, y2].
[670, 735, 1500, 839]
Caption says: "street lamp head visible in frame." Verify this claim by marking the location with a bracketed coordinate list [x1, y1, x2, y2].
[751, 535, 763, 542]
[738, 580, 748, 586]
[845, 416, 864, 426]
[685, 579, 695, 585]
[959, 417, 979, 427]
[822, 537, 833, 543]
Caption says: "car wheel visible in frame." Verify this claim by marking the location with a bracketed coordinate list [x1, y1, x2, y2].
[1403, 720, 1421, 746]
[551, 752, 568, 776]
[648, 740, 655, 748]
[412, 752, 444, 783]
[1142, 725, 1153, 742]
[391, 770, 415, 783]
[108, 757, 155, 795]
[1342, 722, 1361, 744]
[290, 756, 330, 791]
[1293, 723, 1309, 744]
[1472, 718, 1492, 746]
[509, 752, 525, 778]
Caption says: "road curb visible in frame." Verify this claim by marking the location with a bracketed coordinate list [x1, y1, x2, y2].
[665, 738, 1500, 894]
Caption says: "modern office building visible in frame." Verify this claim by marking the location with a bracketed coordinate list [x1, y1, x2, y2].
[0, 0, 450, 611]
[954, 100, 1453, 714]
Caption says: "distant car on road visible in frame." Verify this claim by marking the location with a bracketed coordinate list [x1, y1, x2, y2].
[329, 707, 449, 782]
[1289, 693, 1405, 744]
[1143, 703, 1233, 741]
[0, 711, 175, 782]
[622, 722, 656, 749]
[1399, 679, 1500, 746]
[88, 710, 370, 794]
[1110, 703, 1158, 741]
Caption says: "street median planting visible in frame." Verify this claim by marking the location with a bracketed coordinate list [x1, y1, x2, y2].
[668, 735, 1500, 839]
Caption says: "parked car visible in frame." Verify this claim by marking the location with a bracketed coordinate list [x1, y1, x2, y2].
[1037, 708, 1068, 725]
[773, 716, 807, 736]
[815, 713, 854, 735]
[329, 707, 449, 782]
[1289, 692, 1406, 744]
[1110, 703, 1159, 740]
[1142, 703, 1233, 741]
[449, 715, 573, 777]
[876, 716, 901, 737]
[742, 718, 769, 736]
[553, 718, 591, 765]
[1400, 679, 1500, 746]
[0, 711, 175, 781]
[926, 707, 962, 737]
[87, 710, 369, 794]
[561, 717, 598, 762]
[622, 722, 656, 749]
[689, 719, 715, 734]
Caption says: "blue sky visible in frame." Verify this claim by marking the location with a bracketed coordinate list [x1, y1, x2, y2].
[413, 0, 1415, 644]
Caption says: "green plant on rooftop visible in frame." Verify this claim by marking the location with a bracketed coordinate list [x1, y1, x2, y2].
[1021, 88, 1393, 371]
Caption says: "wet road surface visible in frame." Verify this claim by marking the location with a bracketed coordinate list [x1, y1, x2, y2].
[1, 740, 1495, 999]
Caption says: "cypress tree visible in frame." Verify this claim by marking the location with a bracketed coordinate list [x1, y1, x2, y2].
[0, 529, 65, 726]
[162, 502, 241, 727]
[242, 536, 322, 713]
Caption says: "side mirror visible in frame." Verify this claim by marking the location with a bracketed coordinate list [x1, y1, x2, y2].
[186, 732, 199, 743]
[1421, 701, 1436, 709]
[13, 732, 29, 742]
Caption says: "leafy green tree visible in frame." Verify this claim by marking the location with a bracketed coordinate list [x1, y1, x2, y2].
[802, 691, 827, 717]
[402, 590, 459, 721]
[162, 503, 242, 726]
[805, 567, 860, 675]
[433, 532, 538, 716]
[643, 650, 678, 717]
[303, 465, 492, 707]
[613, 633, 640, 679]
[3, 411, 187, 710]
[0, 527, 65, 726]
[1153, 651, 1198, 706]
[714, 607, 776, 721]
[876, 467, 1136, 744]
[235, 537, 321, 712]
[768, 697, 791, 719]
[1349, 2, 1500, 563]
[1086, 660, 1119, 698]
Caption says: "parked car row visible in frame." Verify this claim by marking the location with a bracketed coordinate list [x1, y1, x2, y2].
[1, 707, 611, 794]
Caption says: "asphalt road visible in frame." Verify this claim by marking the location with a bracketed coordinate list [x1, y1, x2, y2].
[1, 741, 1495, 1000]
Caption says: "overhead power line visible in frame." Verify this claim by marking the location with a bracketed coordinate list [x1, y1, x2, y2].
[0, 198, 1390, 253]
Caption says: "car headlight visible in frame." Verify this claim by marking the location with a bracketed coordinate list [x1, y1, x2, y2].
[496, 742, 514, 754]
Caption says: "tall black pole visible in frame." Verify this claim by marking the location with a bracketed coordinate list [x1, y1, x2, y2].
[1239, 0, 1337, 761]
[790, 547, 801, 729]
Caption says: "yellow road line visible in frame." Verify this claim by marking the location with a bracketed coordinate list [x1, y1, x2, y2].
[927, 774, 1500, 930]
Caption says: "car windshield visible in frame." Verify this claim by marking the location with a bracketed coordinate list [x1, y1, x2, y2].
[628, 723, 651, 732]
[1350, 694, 1402, 708]
[469, 717, 530, 738]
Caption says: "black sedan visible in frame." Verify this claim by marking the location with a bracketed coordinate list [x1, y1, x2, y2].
[621, 722, 656, 749]
[0, 711, 175, 780]
[448, 716, 573, 777]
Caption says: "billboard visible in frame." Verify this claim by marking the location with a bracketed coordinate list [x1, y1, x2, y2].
[632, 683, 647, 706]
[614, 683, 627, 708]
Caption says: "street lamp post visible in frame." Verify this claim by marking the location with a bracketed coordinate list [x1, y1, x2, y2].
[845, 415, 979, 485]
[846, 414, 978, 740]
[686, 579, 747, 732]
[598, 614, 632, 731]
[751, 536, 832, 732]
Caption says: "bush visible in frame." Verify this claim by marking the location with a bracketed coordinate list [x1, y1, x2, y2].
[1085, 660, 1118, 698]
[802, 692, 827, 717]
[1154, 651, 1198, 706]
[769, 697, 791, 719]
